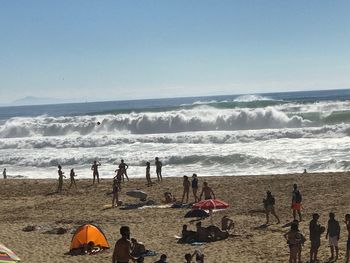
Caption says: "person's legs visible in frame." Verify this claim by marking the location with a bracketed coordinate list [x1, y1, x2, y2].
[124, 171, 129, 181]
[93, 174, 95, 184]
[97, 173, 99, 183]
[186, 190, 189, 203]
[298, 210, 302, 221]
[181, 190, 186, 203]
[330, 245, 334, 260]
[271, 208, 280, 223]
[335, 246, 339, 260]
[265, 211, 270, 224]
[298, 246, 302, 263]
[293, 209, 296, 221]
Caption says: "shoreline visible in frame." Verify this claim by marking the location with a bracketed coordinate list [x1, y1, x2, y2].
[1, 171, 350, 262]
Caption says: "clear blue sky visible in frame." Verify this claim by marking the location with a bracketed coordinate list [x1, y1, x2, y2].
[1, 0, 350, 103]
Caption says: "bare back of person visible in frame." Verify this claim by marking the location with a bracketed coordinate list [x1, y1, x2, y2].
[113, 238, 132, 263]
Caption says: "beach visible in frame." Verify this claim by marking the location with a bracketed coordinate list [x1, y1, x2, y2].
[1, 172, 350, 262]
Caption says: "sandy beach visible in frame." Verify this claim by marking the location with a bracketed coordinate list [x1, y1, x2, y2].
[1, 172, 350, 263]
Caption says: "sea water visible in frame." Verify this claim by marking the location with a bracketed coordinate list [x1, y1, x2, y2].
[1, 89, 350, 179]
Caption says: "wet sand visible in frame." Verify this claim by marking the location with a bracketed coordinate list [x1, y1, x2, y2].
[1, 172, 350, 262]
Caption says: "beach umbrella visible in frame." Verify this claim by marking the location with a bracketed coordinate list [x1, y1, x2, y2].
[192, 199, 229, 210]
[184, 209, 209, 218]
[192, 199, 229, 223]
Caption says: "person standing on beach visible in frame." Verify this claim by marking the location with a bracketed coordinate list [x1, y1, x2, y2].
[91, 160, 101, 184]
[155, 157, 162, 182]
[326, 212, 340, 261]
[263, 191, 280, 224]
[3, 168, 6, 179]
[112, 226, 137, 263]
[283, 222, 305, 263]
[145, 162, 152, 187]
[309, 213, 325, 263]
[199, 182, 216, 200]
[69, 168, 77, 189]
[181, 176, 190, 203]
[57, 165, 65, 192]
[345, 214, 350, 263]
[112, 177, 121, 208]
[291, 184, 302, 222]
[192, 173, 199, 202]
[119, 159, 129, 182]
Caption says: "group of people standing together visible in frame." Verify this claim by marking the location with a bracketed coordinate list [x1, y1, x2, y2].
[263, 184, 350, 263]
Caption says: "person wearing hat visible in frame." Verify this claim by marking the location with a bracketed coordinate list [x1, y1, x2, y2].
[263, 191, 280, 224]
[309, 213, 325, 263]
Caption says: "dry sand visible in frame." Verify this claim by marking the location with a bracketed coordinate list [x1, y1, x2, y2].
[1, 172, 350, 263]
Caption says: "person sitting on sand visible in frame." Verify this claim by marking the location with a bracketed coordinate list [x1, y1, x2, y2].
[345, 214, 350, 263]
[130, 238, 146, 257]
[146, 162, 152, 187]
[163, 192, 176, 204]
[91, 160, 101, 184]
[263, 191, 280, 224]
[57, 165, 65, 193]
[155, 157, 162, 182]
[283, 222, 305, 263]
[154, 254, 167, 263]
[192, 173, 199, 202]
[182, 176, 190, 203]
[326, 212, 340, 261]
[69, 168, 77, 189]
[119, 159, 129, 182]
[112, 226, 137, 263]
[199, 182, 215, 200]
[195, 222, 213, 242]
[180, 224, 196, 243]
[206, 225, 229, 241]
[309, 213, 325, 263]
[85, 241, 102, 255]
[112, 177, 121, 208]
[3, 168, 6, 179]
[291, 184, 302, 222]
[221, 216, 234, 232]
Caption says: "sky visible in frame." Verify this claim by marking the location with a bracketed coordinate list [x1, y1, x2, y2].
[1, 0, 350, 103]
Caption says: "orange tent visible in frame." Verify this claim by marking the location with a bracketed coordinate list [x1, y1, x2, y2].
[70, 224, 109, 251]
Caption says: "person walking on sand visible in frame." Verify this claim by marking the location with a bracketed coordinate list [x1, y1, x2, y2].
[181, 176, 190, 203]
[155, 157, 162, 182]
[112, 226, 137, 263]
[291, 184, 302, 222]
[199, 181, 215, 200]
[3, 168, 6, 179]
[326, 212, 340, 261]
[192, 173, 199, 202]
[119, 159, 129, 182]
[91, 160, 101, 184]
[263, 191, 280, 224]
[309, 213, 325, 263]
[345, 214, 350, 263]
[57, 165, 66, 193]
[283, 222, 305, 263]
[145, 162, 152, 187]
[69, 168, 77, 189]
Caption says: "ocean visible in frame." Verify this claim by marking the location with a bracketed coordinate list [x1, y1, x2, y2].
[1, 89, 350, 179]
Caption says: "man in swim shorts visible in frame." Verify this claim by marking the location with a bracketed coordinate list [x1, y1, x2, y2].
[291, 184, 302, 221]
[112, 226, 137, 263]
[309, 213, 324, 263]
[326, 212, 340, 261]
[91, 160, 101, 184]
[263, 191, 280, 224]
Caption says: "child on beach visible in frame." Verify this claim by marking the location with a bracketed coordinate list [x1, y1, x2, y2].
[192, 173, 199, 202]
[91, 160, 101, 184]
[326, 212, 340, 261]
[57, 165, 65, 192]
[263, 191, 280, 224]
[345, 214, 350, 263]
[181, 176, 190, 203]
[155, 157, 162, 182]
[69, 168, 77, 189]
[118, 159, 129, 182]
[291, 184, 302, 222]
[146, 162, 152, 187]
[199, 182, 215, 200]
[283, 222, 305, 263]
